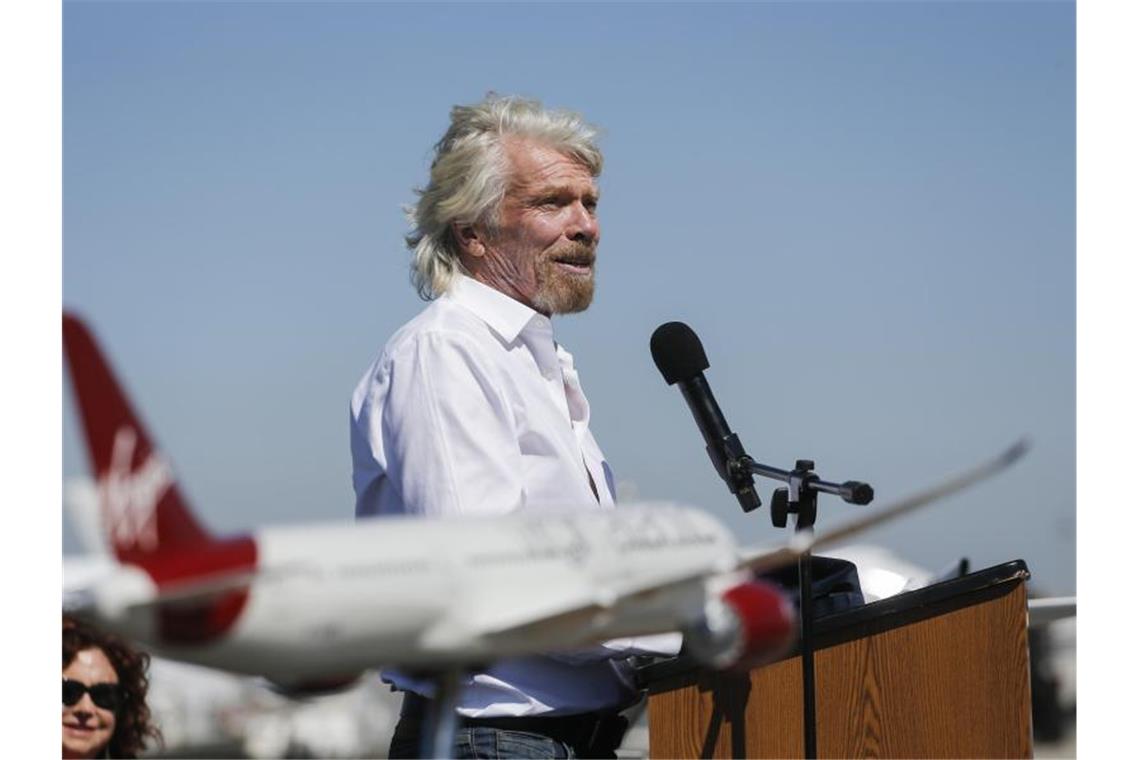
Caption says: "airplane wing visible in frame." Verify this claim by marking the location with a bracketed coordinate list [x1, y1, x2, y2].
[472, 567, 716, 643]
[462, 441, 1030, 644]
[738, 439, 1030, 574]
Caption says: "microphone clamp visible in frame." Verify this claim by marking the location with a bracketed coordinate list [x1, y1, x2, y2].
[741, 457, 874, 530]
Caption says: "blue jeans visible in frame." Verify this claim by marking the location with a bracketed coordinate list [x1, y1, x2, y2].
[454, 727, 576, 759]
[389, 723, 576, 758]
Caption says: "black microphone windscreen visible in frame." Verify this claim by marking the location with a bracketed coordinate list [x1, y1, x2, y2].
[650, 322, 710, 385]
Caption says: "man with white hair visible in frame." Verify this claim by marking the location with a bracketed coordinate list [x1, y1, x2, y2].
[350, 94, 675, 758]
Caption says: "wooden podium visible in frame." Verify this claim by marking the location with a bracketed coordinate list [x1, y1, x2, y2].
[639, 561, 1033, 758]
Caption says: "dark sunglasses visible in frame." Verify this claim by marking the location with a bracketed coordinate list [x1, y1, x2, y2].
[63, 678, 123, 711]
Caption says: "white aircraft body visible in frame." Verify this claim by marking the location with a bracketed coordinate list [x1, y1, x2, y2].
[80, 500, 770, 686]
[62, 312, 1026, 698]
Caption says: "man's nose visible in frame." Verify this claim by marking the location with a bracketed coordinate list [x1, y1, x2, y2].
[567, 202, 599, 244]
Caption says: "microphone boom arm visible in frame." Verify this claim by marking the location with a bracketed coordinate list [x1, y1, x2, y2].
[729, 456, 874, 530]
[737, 458, 874, 506]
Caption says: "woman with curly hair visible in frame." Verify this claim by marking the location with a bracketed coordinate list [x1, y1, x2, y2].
[62, 617, 161, 759]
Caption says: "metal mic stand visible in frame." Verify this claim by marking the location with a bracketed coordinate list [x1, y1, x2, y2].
[728, 456, 873, 759]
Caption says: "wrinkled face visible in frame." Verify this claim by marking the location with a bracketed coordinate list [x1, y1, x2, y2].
[62, 648, 119, 759]
[464, 137, 600, 315]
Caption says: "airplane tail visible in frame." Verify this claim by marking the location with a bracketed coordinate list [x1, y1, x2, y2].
[63, 313, 213, 563]
[63, 313, 257, 642]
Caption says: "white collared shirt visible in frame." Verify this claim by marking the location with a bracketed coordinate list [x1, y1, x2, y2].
[351, 275, 614, 519]
[350, 275, 677, 715]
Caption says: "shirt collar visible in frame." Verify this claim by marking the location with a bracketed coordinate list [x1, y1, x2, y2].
[447, 274, 551, 344]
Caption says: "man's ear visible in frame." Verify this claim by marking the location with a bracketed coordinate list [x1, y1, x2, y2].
[452, 222, 485, 259]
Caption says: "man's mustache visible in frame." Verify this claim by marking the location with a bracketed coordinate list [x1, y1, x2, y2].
[547, 242, 597, 267]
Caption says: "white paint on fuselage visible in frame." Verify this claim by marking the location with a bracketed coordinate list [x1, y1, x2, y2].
[106, 503, 740, 685]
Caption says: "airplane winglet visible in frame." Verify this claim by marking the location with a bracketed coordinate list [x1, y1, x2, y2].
[739, 439, 1030, 574]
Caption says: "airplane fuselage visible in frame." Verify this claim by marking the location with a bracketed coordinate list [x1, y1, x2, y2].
[86, 504, 743, 686]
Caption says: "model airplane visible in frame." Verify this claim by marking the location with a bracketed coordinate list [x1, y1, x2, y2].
[62, 312, 1027, 698]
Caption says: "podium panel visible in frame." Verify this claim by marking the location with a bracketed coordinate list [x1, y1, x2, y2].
[643, 561, 1032, 758]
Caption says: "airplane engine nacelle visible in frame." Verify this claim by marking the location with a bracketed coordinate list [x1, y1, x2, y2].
[684, 581, 797, 671]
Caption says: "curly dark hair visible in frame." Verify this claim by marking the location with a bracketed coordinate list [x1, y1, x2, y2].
[62, 617, 162, 759]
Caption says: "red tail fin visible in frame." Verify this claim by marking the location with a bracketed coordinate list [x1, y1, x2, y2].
[64, 313, 258, 643]
[63, 313, 212, 563]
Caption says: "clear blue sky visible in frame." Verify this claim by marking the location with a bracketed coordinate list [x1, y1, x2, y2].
[63, 1, 1075, 594]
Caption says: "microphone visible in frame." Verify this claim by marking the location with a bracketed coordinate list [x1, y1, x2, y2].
[650, 322, 762, 512]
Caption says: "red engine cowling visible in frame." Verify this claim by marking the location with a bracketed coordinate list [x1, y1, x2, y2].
[684, 580, 797, 670]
